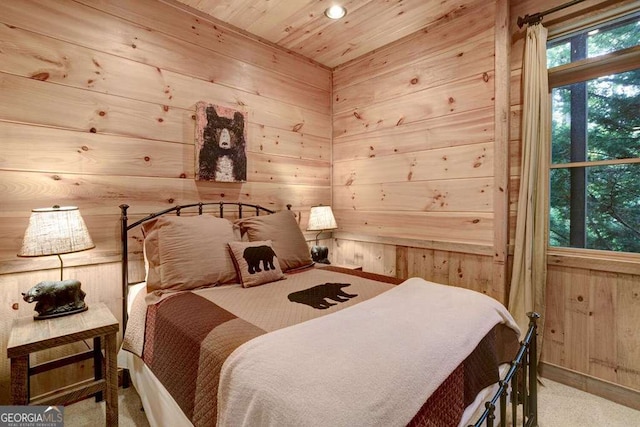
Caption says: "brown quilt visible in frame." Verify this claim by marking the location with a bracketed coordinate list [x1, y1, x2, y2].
[144, 292, 265, 425]
[138, 267, 519, 427]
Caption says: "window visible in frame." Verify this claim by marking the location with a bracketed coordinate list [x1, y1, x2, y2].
[547, 14, 640, 253]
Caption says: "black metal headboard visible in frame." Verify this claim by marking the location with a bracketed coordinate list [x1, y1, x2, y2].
[119, 202, 290, 334]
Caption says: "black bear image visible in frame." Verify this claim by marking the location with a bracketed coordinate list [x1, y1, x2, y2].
[198, 106, 247, 182]
[288, 283, 358, 310]
[22, 279, 87, 319]
[243, 245, 277, 274]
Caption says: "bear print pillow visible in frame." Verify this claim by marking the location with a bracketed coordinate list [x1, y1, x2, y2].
[228, 240, 285, 288]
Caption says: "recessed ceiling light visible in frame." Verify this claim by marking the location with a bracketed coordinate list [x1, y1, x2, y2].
[325, 5, 347, 20]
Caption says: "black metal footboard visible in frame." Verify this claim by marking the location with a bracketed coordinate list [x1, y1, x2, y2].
[469, 312, 540, 427]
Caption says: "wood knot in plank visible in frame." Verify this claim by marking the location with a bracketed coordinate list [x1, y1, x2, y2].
[292, 123, 304, 132]
[30, 72, 50, 81]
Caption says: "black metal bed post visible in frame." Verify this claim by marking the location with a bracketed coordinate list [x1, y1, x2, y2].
[499, 381, 507, 427]
[486, 402, 495, 427]
[522, 347, 529, 420]
[120, 204, 129, 332]
[511, 364, 518, 427]
[527, 312, 540, 426]
[119, 204, 131, 388]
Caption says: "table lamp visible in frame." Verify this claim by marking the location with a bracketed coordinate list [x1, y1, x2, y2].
[18, 205, 95, 319]
[307, 205, 337, 264]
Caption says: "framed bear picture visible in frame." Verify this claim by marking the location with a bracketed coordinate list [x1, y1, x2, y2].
[195, 102, 247, 182]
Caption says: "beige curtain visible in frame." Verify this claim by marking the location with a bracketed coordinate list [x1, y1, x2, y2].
[509, 23, 550, 342]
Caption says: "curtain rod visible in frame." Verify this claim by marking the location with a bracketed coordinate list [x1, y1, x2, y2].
[517, 0, 587, 28]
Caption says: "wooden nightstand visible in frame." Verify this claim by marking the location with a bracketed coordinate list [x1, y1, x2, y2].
[7, 302, 119, 426]
[316, 263, 363, 271]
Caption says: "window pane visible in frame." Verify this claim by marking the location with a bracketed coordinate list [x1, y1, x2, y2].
[551, 68, 640, 165]
[548, 41, 570, 68]
[549, 168, 571, 247]
[550, 164, 640, 253]
[547, 14, 640, 67]
[588, 18, 640, 58]
[587, 69, 640, 161]
[551, 87, 572, 164]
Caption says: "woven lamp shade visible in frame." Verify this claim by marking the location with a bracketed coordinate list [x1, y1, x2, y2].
[307, 205, 338, 231]
[18, 206, 95, 257]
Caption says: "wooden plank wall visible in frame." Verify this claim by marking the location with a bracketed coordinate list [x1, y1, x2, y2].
[331, 0, 508, 302]
[510, 0, 640, 399]
[0, 0, 331, 403]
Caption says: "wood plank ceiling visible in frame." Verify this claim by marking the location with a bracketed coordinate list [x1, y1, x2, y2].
[169, 0, 471, 68]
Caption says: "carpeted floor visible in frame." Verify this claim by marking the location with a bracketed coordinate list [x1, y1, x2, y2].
[64, 378, 640, 426]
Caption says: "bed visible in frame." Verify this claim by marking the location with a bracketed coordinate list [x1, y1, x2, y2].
[118, 202, 539, 427]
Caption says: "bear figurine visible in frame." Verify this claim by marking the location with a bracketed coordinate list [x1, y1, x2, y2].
[22, 279, 87, 319]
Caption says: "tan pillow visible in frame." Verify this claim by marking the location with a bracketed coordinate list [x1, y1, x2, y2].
[142, 215, 239, 292]
[235, 210, 313, 272]
[141, 219, 161, 290]
[228, 240, 285, 288]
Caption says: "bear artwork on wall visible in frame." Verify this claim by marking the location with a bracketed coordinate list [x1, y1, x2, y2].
[195, 102, 247, 182]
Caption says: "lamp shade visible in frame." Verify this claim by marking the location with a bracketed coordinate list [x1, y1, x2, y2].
[307, 205, 338, 231]
[18, 206, 95, 257]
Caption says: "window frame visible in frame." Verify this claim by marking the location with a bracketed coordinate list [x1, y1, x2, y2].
[546, 16, 640, 257]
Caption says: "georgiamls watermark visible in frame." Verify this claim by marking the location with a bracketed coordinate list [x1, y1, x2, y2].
[0, 406, 64, 427]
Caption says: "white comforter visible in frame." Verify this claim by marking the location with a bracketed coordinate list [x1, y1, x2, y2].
[217, 277, 519, 427]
